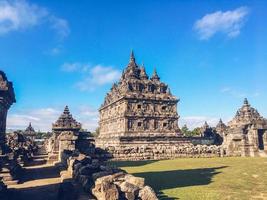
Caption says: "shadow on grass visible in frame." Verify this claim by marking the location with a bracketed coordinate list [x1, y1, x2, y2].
[109, 160, 158, 168]
[132, 166, 227, 200]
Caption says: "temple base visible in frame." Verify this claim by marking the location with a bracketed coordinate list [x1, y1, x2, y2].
[95, 136, 220, 161]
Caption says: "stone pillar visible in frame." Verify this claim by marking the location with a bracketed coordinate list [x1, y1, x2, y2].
[0, 71, 18, 187]
[58, 131, 78, 162]
[0, 71, 16, 153]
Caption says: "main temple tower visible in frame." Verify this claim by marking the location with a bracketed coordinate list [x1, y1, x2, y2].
[98, 51, 180, 138]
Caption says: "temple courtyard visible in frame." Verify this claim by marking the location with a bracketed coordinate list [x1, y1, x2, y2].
[112, 157, 267, 200]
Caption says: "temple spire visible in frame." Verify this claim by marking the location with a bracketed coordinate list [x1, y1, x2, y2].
[204, 121, 209, 128]
[140, 63, 148, 80]
[130, 50, 135, 63]
[63, 105, 70, 114]
[244, 98, 249, 106]
[151, 68, 160, 81]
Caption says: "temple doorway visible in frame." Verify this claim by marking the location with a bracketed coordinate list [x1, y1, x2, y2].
[258, 130, 265, 150]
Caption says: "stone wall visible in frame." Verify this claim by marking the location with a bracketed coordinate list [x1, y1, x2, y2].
[58, 151, 158, 200]
[96, 136, 221, 160]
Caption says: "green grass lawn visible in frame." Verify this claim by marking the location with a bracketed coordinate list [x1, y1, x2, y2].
[111, 157, 267, 200]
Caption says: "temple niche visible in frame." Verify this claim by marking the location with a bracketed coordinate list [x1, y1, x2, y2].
[0, 71, 16, 152]
[221, 98, 267, 157]
[98, 51, 180, 139]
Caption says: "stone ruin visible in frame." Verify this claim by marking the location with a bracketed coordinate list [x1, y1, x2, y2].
[94, 52, 267, 159]
[46, 105, 82, 163]
[96, 52, 220, 160]
[0, 70, 16, 196]
[43, 107, 159, 199]
[57, 150, 159, 200]
[0, 71, 16, 153]
[0, 71, 38, 198]
[220, 98, 267, 157]
[0, 71, 35, 199]
[0, 70, 157, 200]
[46, 106, 94, 164]
[1, 59, 267, 200]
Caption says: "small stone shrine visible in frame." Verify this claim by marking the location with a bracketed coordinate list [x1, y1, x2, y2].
[221, 98, 267, 156]
[47, 106, 82, 162]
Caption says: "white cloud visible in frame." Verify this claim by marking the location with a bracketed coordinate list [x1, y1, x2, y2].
[0, 0, 47, 34]
[7, 108, 61, 131]
[7, 106, 99, 132]
[61, 62, 90, 72]
[61, 62, 121, 91]
[48, 46, 63, 56]
[194, 6, 249, 40]
[179, 116, 223, 130]
[90, 65, 121, 85]
[0, 0, 69, 39]
[50, 16, 70, 39]
[76, 65, 121, 91]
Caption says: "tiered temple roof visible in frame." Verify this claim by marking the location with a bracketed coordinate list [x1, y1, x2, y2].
[52, 106, 81, 131]
[216, 119, 227, 130]
[24, 122, 36, 136]
[228, 98, 267, 128]
[101, 51, 178, 108]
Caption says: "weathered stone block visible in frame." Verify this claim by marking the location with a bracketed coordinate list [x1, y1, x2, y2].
[138, 186, 158, 200]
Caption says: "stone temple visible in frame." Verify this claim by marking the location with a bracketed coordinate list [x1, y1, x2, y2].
[47, 106, 82, 162]
[222, 98, 267, 156]
[98, 51, 180, 139]
[95, 52, 221, 160]
[0, 71, 16, 152]
[23, 122, 36, 141]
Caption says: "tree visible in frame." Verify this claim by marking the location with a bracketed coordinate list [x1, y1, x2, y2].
[181, 124, 191, 136]
[181, 125, 202, 137]
[92, 127, 100, 137]
[191, 127, 202, 136]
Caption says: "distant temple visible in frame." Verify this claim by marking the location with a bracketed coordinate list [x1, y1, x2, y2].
[221, 98, 267, 156]
[23, 122, 36, 140]
[98, 51, 180, 139]
[52, 106, 81, 134]
[0, 71, 16, 151]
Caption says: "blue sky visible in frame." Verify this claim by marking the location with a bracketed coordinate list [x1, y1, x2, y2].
[1, 0, 267, 131]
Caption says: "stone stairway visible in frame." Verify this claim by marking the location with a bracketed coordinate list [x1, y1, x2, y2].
[0, 166, 19, 185]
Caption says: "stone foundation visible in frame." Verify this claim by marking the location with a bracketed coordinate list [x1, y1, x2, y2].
[96, 136, 221, 160]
